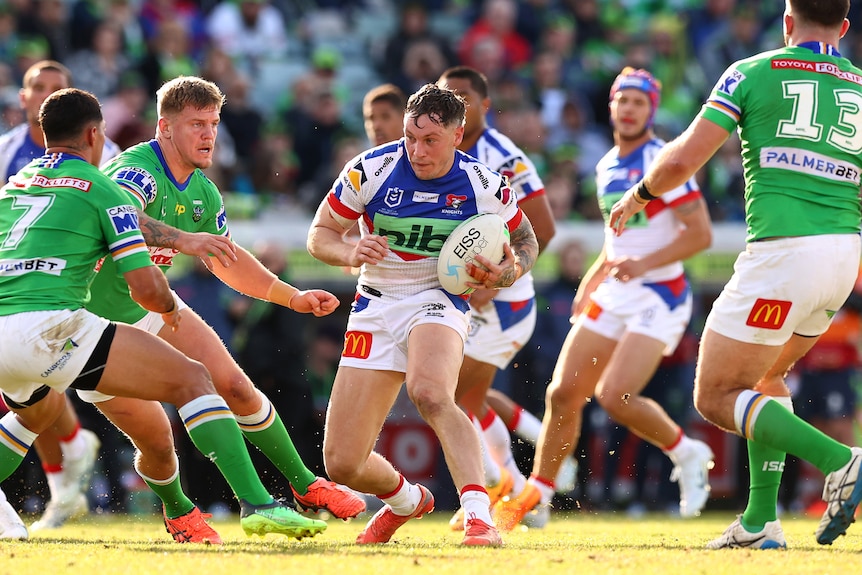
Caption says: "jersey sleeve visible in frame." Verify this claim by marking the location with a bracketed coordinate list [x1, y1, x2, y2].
[109, 166, 158, 210]
[499, 153, 545, 202]
[96, 184, 152, 274]
[326, 154, 368, 223]
[661, 174, 702, 206]
[700, 61, 746, 133]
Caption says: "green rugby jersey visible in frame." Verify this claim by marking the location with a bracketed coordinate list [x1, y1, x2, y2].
[87, 140, 229, 323]
[0, 153, 151, 315]
[701, 42, 862, 241]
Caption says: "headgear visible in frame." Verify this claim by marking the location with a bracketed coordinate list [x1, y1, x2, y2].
[609, 67, 662, 127]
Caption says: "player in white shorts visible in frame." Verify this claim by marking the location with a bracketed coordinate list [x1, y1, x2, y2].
[495, 67, 714, 530]
[307, 83, 539, 546]
[437, 67, 556, 527]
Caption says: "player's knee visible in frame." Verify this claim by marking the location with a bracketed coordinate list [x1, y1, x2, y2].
[213, 372, 257, 408]
[323, 450, 360, 486]
[409, 386, 450, 422]
[173, 360, 217, 404]
[595, 390, 632, 419]
[546, 379, 587, 411]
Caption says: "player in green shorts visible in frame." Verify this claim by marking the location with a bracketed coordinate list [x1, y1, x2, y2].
[610, 0, 862, 549]
[80, 76, 365, 542]
[0, 87, 326, 544]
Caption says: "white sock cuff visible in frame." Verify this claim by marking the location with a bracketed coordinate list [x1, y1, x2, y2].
[177, 394, 234, 432]
[233, 390, 276, 431]
[733, 389, 770, 438]
[773, 395, 794, 413]
[134, 453, 180, 486]
[0, 412, 37, 457]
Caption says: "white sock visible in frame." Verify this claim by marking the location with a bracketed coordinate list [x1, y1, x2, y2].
[59, 428, 87, 461]
[665, 433, 697, 465]
[460, 488, 493, 526]
[512, 406, 543, 444]
[472, 416, 502, 486]
[381, 475, 422, 516]
[531, 477, 555, 506]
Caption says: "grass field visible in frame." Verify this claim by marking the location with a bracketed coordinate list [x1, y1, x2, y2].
[1, 510, 859, 575]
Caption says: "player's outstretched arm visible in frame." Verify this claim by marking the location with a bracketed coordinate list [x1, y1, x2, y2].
[136, 210, 237, 268]
[209, 245, 340, 317]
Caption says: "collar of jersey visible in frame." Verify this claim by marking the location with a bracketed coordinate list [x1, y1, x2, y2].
[797, 41, 841, 57]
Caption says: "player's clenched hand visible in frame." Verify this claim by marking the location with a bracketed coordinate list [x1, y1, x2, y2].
[349, 235, 388, 267]
[466, 243, 517, 290]
[608, 186, 647, 236]
[161, 307, 182, 331]
[608, 256, 648, 282]
[289, 289, 340, 317]
[174, 231, 237, 269]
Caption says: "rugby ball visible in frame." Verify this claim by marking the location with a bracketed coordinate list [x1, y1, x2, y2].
[437, 213, 510, 295]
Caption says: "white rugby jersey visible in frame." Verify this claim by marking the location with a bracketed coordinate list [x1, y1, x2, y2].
[0, 123, 121, 182]
[595, 138, 701, 283]
[464, 127, 545, 302]
[327, 140, 523, 300]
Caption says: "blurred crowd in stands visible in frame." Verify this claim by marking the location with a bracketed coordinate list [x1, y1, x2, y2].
[8, 0, 862, 224]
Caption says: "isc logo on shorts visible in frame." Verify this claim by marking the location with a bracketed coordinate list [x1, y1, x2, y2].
[746, 298, 792, 329]
[343, 331, 372, 359]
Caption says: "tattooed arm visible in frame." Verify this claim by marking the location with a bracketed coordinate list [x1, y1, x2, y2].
[136, 210, 237, 268]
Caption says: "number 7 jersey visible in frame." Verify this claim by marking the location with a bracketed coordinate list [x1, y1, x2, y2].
[702, 41, 862, 241]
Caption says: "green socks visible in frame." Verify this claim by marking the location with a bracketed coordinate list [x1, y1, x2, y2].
[234, 393, 316, 494]
[178, 395, 272, 506]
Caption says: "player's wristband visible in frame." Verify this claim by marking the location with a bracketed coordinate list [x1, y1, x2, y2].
[161, 297, 177, 315]
[635, 181, 658, 203]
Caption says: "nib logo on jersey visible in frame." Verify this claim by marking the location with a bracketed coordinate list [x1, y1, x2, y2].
[373, 213, 461, 257]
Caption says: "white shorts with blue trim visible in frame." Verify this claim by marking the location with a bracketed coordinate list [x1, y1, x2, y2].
[338, 287, 471, 373]
[582, 275, 692, 356]
[464, 298, 537, 369]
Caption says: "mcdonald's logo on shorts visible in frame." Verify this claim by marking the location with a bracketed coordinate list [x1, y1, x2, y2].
[585, 300, 602, 321]
[343, 331, 372, 359]
[745, 298, 792, 329]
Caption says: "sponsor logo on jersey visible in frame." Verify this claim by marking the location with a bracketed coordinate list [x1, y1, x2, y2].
[746, 298, 792, 329]
[385, 187, 404, 208]
[413, 191, 439, 203]
[373, 155, 394, 177]
[216, 205, 227, 230]
[149, 246, 178, 266]
[30, 175, 91, 192]
[344, 162, 366, 193]
[373, 214, 460, 256]
[494, 182, 513, 206]
[107, 205, 140, 234]
[772, 59, 862, 86]
[0, 257, 66, 276]
[472, 164, 490, 189]
[761, 147, 860, 185]
[717, 69, 745, 95]
[499, 157, 529, 183]
[113, 167, 157, 204]
[343, 330, 372, 359]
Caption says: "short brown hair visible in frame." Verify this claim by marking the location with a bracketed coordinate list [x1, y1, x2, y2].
[405, 83, 465, 129]
[156, 76, 225, 118]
